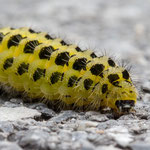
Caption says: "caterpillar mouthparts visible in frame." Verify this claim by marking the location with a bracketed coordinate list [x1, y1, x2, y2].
[115, 100, 135, 113]
[0, 27, 137, 114]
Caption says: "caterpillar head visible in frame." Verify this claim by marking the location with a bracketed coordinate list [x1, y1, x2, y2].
[108, 80, 137, 113]
[101, 68, 137, 114]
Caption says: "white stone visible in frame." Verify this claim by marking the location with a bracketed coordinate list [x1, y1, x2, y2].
[0, 107, 41, 121]
[77, 120, 99, 131]
[106, 126, 133, 147]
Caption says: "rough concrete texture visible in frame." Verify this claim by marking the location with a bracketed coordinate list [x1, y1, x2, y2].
[0, 0, 149, 149]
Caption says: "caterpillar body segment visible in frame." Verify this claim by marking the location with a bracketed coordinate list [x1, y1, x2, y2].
[0, 27, 137, 113]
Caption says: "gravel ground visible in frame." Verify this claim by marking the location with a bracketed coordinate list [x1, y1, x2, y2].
[0, 0, 150, 150]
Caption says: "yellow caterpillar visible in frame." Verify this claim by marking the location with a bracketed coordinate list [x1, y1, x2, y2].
[0, 27, 137, 114]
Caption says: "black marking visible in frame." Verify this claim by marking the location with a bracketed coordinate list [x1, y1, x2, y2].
[7, 34, 23, 48]
[102, 84, 108, 94]
[33, 68, 46, 81]
[75, 77, 82, 86]
[24, 40, 40, 53]
[17, 62, 29, 75]
[68, 76, 78, 87]
[55, 52, 70, 66]
[75, 46, 82, 52]
[87, 60, 91, 64]
[125, 80, 132, 85]
[10, 27, 15, 30]
[0, 32, 4, 43]
[3, 58, 14, 70]
[65, 95, 71, 98]
[112, 81, 122, 88]
[50, 72, 62, 84]
[90, 64, 104, 76]
[108, 58, 116, 67]
[29, 28, 35, 33]
[92, 82, 99, 91]
[39, 46, 55, 60]
[60, 40, 68, 46]
[90, 52, 97, 58]
[106, 92, 109, 98]
[108, 74, 119, 83]
[84, 78, 93, 90]
[99, 73, 104, 78]
[45, 34, 54, 40]
[61, 73, 64, 81]
[73, 58, 87, 71]
[70, 54, 76, 58]
[29, 28, 39, 33]
[122, 70, 129, 79]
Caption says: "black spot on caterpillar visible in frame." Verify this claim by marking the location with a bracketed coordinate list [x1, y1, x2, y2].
[7, 34, 23, 48]
[102, 84, 108, 94]
[73, 58, 87, 71]
[90, 64, 105, 76]
[50, 72, 62, 84]
[17, 62, 29, 75]
[3, 58, 14, 70]
[84, 78, 93, 90]
[33, 68, 46, 81]
[39, 46, 55, 60]
[55, 52, 70, 66]
[68, 76, 78, 87]
[24, 40, 40, 53]
[0, 27, 137, 114]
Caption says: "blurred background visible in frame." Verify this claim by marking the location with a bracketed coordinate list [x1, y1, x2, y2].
[0, 0, 149, 77]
